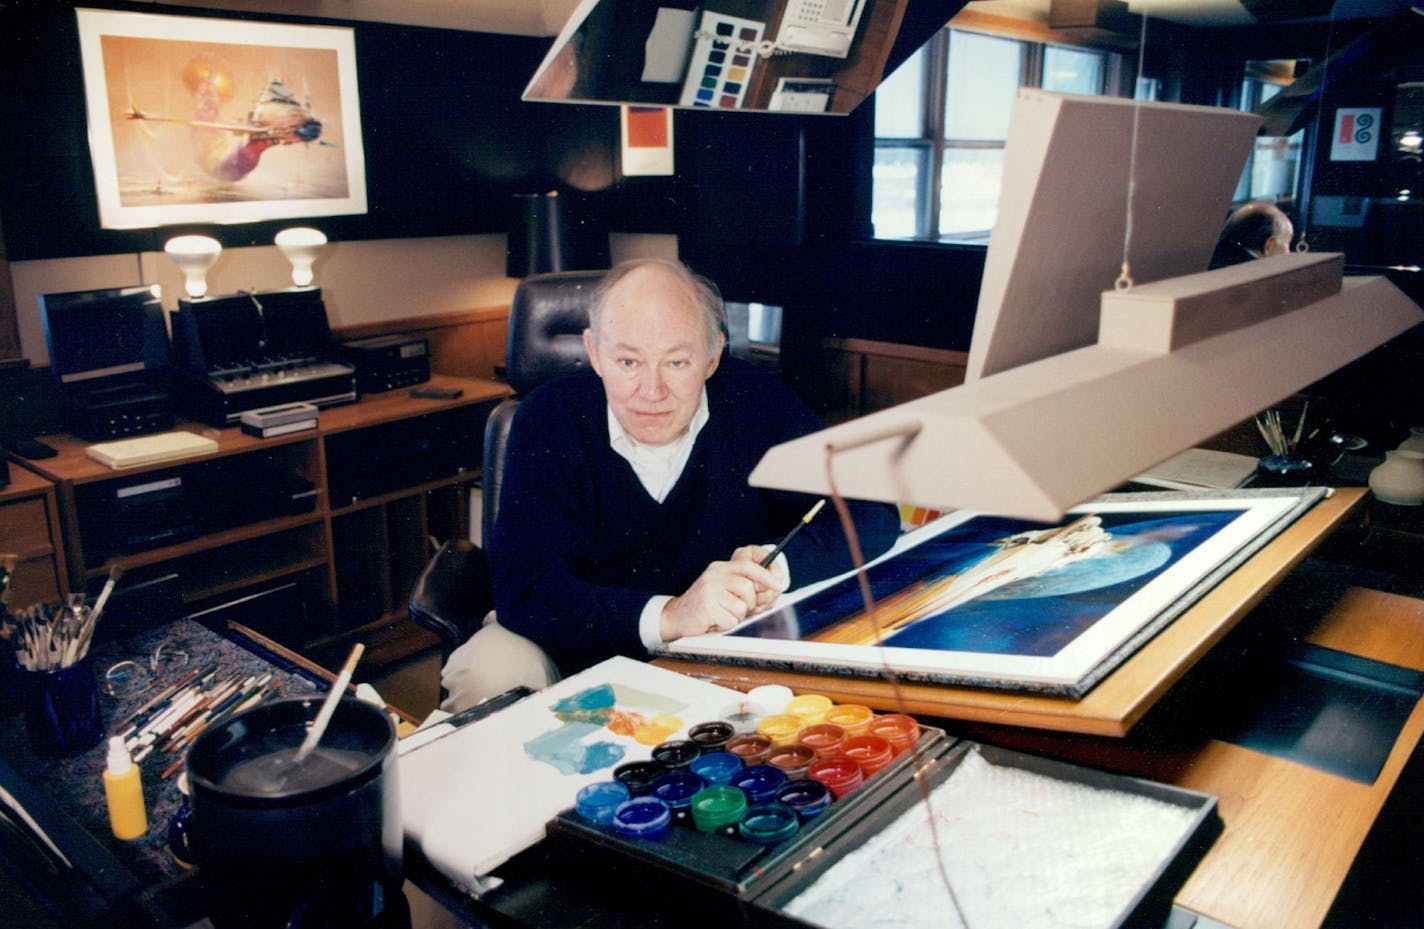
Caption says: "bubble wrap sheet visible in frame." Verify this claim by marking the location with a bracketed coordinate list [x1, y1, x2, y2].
[784, 747, 1199, 929]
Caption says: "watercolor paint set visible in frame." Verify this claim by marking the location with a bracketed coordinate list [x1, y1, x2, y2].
[677, 10, 765, 109]
[546, 734, 1222, 929]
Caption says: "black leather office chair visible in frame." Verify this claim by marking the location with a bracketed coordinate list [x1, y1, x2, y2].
[408, 270, 603, 668]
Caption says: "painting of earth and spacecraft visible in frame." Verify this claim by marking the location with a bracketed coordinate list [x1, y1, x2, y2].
[76, 9, 366, 229]
[662, 490, 1323, 696]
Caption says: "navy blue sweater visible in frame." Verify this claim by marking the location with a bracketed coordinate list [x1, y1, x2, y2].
[489, 357, 901, 675]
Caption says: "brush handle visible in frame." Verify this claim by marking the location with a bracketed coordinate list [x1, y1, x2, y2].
[294, 643, 364, 762]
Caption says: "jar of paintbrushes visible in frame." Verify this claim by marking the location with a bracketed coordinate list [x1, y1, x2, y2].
[1254, 406, 1313, 487]
[7, 592, 106, 756]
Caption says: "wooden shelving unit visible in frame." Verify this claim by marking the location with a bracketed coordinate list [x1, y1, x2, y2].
[16, 374, 507, 667]
[0, 463, 69, 609]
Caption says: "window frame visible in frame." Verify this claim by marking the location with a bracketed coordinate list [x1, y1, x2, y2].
[872, 23, 1126, 244]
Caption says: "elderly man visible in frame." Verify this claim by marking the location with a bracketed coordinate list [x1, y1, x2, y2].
[1209, 201, 1295, 269]
[439, 258, 900, 710]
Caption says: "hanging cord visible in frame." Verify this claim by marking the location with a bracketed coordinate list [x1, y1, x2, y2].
[1115, 11, 1152, 292]
[1294, 8, 1342, 253]
[823, 443, 970, 929]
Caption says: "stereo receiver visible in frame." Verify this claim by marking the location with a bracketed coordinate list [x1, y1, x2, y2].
[342, 334, 431, 393]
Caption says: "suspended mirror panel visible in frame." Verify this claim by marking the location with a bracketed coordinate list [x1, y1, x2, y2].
[524, 0, 963, 114]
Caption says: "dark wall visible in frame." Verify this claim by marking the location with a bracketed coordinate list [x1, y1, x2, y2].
[0, 1, 684, 260]
[675, 91, 988, 356]
[1168, 11, 1424, 269]
[0, 0, 988, 360]
[15, 1, 1396, 373]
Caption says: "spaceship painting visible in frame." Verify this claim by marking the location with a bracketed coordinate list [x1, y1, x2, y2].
[662, 492, 1313, 696]
[77, 9, 366, 228]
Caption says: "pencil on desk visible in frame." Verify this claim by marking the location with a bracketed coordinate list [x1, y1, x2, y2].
[759, 499, 827, 569]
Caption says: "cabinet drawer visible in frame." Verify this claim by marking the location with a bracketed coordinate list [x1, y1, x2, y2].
[9, 555, 61, 610]
[0, 499, 55, 559]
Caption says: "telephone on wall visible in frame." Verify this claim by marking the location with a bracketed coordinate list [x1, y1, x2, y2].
[776, 0, 866, 58]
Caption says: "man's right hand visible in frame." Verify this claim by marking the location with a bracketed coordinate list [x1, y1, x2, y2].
[660, 556, 781, 641]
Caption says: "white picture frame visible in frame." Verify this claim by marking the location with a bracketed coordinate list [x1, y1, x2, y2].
[76, 8, 367, 229]
[660, 490, 1319, 697]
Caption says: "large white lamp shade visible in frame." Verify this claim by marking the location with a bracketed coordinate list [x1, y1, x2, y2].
[275, 227, 328, 288]
[163, 235, 222, 299]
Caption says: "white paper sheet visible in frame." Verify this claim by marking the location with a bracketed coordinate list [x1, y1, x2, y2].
[398, 656, 742, 890]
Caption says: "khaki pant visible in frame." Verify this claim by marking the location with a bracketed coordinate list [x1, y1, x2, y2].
[437, 612, 561, 713]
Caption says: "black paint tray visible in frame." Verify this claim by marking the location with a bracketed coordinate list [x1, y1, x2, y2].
[545, 730, 1221, 929]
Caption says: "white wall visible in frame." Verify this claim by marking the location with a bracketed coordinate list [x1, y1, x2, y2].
[10, 231, 677, 364]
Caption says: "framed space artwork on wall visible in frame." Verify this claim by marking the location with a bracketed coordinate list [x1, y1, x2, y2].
[76, 7, 367, 229]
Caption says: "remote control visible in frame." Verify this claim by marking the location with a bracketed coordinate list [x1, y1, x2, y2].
[411, 386, 463, 400]
[0, 435, 58, 459]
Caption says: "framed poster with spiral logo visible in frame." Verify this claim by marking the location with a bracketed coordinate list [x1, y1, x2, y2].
[1330, 106, 1383, 162]
[76, 8, 367, 229]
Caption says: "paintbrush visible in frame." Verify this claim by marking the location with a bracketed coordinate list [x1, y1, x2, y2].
[760, 499, 827, 568]
[70, 564, 124, 663]
[294, 643, 364, 764]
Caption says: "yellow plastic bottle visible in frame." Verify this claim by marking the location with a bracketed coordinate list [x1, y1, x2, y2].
[102, 736, 148, 840]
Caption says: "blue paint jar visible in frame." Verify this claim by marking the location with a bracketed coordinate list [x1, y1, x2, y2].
[738, 803, 800, 846]
[575, 780, 630, 827]
[651, 770, 705, 824]
[612, 796, 672, 840]
[775, 778, 833, 820]
[731, 764, 786, 804]
[689, 750, 742, 785]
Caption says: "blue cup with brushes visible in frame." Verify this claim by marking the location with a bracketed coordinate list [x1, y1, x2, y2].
[10, 568, 121, 755]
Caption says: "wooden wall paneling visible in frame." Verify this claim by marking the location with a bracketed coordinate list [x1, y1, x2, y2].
[336, 305, 511, 380]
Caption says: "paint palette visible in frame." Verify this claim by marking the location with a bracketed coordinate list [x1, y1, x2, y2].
[678, 10, 765, 109]
[546, 735, 1223, 929]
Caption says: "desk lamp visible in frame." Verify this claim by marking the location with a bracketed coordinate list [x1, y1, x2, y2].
[275, 227, 328, 288]
[749, 91, 1423, 521]
[163, 235, 223, 299]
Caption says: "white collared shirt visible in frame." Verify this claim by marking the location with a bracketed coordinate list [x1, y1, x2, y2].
[606, 389, 710, 504]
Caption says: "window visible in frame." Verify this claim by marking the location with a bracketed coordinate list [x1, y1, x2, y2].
[873, 27, 1125, 243]
[1236, 68, 1306, 204]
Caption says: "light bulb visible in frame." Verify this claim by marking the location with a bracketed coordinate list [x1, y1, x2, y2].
[275, 227, 328, 288]
[163, 235, 222, 299]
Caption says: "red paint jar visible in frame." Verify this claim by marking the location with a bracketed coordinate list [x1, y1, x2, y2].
[866, 713, 920, 756]
[807, 756, 863, 799]
[840, 734, 894, 778]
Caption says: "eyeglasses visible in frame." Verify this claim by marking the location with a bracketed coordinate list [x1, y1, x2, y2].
[103, 640, 191, 698]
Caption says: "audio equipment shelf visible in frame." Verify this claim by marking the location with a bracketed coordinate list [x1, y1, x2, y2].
[15, 374, 508, 664]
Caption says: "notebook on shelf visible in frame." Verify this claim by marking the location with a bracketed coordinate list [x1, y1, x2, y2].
[85, 431, 219, 469]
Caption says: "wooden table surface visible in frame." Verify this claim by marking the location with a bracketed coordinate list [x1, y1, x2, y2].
[16, 374, 510, 487]
[656, 487, 1368, 737]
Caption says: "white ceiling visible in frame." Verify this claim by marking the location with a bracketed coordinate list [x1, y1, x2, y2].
[142, 0, 586, 36]
[144, 0, 1419, 35]
[970, 0, 1417, 26]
